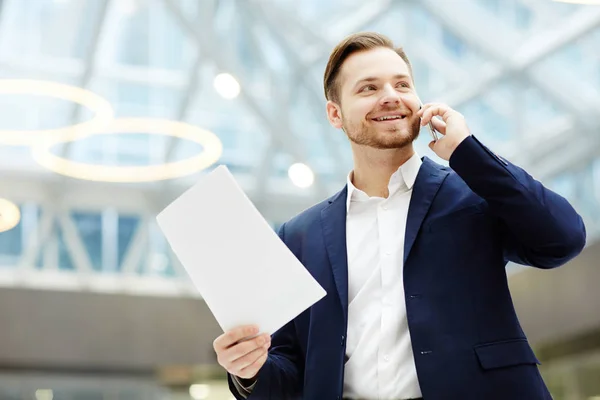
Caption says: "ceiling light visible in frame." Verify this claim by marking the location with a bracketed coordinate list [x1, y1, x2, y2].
[189, 384, 210, 400]
[35, 389, 53, 400]
[0, 199, 21, 233]
[214, 73, 241, 99]
[32, 118, 222, 183]
[0, 79, 114, 146]
[288, 163, 314, 188]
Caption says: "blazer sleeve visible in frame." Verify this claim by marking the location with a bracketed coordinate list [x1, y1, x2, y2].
[230, 375, 255, 398]
[228, 222, 304, 399]
[449, 135, 586, 269]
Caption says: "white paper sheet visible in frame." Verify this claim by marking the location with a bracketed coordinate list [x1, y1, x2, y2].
[156, 165, 327, 335]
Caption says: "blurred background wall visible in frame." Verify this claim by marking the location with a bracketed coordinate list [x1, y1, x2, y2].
[0, 0, 599, 399]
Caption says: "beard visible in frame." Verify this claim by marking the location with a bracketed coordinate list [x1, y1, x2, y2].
[342, 113, 421, 149]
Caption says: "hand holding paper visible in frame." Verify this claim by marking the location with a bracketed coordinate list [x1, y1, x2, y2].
[213, 324, 270, 382]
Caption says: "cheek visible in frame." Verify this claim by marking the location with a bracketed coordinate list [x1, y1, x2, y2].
[351, 99, 377, 119]
[400, 93, 421, 111]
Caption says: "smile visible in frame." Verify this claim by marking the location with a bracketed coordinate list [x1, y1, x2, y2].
[372, 115, 406, 122]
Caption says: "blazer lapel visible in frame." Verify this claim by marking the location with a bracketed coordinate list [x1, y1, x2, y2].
[321, 187, 349, 321]
[404, 157, 448, 264]
[319, 158, 447, 320]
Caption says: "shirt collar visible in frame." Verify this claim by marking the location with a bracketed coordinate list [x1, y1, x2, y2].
[346, 152, 422, 212]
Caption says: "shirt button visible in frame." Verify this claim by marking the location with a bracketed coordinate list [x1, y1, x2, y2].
[384, 355, 390, 362]
[341, 335, 345, 346]
[382, 205, 387, 210]
[385, 251, 391, 256]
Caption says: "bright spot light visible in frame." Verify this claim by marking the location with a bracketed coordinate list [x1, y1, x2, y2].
[35, 390, 53, 400]
[189, 384, 210, 400]
[214, 73, 241, 99]
[288, 163, 314, 188]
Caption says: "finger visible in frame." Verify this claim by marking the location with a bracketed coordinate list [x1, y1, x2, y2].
[416, 102, 431, 117]
[420, 104, 444, 125]
[237, 350, 269, 379]
[221, 334, 271, 364]
[213, 325, 259, 351]
[230, 345, 269, 377]
[421, 104, 454, 125]
[416, 102, 440, 117]
[430, 117, 447, 135]
[428, 140, 436, 151]
[418, 102, 441, 124]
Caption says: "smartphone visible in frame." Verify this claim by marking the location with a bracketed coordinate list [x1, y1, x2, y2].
[419, 102, 440, 142]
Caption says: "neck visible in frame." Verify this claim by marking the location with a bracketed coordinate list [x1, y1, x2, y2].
[350, 144, 415, 198]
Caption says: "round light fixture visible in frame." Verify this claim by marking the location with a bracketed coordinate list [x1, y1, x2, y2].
[288, 163, 314, 188]
[0, 198, 21, 233]
[214, 73, 241, 99]
[189, 384, 210, 400]
[35, 390, 53, 400]
[32, 118, 223, 182]
[0, 79, 114, 146]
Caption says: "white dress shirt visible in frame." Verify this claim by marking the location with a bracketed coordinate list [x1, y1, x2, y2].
[233, 153, 423, 399]
[343, 152, 423, 400]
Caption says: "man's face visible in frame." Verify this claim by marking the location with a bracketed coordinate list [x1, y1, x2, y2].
[327, 47, 421, 149]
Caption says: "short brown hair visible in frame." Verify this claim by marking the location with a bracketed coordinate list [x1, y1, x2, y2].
[323, 32, 413, 104]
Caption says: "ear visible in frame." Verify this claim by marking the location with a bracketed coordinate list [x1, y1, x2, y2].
[326, 100, 343, 129]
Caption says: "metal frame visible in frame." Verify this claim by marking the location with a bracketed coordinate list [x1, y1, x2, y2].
[0, 0, 598, 295]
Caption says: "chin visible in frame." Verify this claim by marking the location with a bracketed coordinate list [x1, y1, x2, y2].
[378, 128, 411, 140]
[345, 123, 419, 149]
[378, 131, 418, 148]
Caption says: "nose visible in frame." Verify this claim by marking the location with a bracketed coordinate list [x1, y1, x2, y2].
[379, 84, 401, 107]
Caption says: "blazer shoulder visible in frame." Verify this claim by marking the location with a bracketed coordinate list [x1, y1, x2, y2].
[421, 158, 483, 207]
[283, 190, 343, 234]
[431, 161, 473, 193]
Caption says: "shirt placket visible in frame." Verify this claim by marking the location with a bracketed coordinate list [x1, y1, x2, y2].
[377, 196, 397, 398]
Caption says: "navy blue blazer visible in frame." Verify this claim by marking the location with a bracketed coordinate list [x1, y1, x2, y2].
[230, 136, 586, 400]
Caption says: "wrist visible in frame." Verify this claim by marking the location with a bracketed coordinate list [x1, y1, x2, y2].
[238, 376, 257, 386]
[448, 134, 471, 159]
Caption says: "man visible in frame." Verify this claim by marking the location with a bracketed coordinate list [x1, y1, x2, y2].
[213, 32, 586, 400]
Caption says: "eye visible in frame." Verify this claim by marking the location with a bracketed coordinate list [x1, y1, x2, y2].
[396, 82, 410, 89]
[360, 85, 376, 93]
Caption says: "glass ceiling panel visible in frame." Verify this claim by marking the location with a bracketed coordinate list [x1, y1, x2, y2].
[0, 0, 596, 233]
[541, 25, 600, 91]
[475, 0, 536, 32]
[0, 0, 99, 61]
[103, 0, 196, 72]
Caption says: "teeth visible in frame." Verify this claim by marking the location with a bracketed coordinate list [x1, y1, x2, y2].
[375, 115, 402, 121]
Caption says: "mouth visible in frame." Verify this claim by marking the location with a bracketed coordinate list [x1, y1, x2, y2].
[371, 115, 407, 123]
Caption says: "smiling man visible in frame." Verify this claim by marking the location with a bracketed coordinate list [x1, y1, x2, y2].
[214, 32, 587, 400]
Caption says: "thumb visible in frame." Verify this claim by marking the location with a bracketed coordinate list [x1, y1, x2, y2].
[428, 140, 436, 152]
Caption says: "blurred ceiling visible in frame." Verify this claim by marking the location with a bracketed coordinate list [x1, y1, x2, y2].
[0, 0, 598, 292]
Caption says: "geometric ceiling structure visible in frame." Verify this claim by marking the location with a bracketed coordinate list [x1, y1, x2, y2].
[0, 0, 598, 292]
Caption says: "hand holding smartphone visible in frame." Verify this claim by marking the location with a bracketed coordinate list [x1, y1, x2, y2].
[419, 101, 440, 142]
